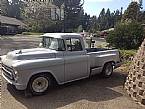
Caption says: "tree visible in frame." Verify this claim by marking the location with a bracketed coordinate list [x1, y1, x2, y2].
[81, 13, 91, 31]
[139, 0, 143, 9]
[52, 0, 85, 32]
[52, 0, 64, 8]
[64, 0, 84, 32]
[0, 0, 9, 16]
[122, 2, 140, 22]
[23, 0, 84, 32]
[98, 8, 106, 30]
[23, 1, 62, 32]
[8, 0, 24, 19]
[106, 22, 145, 49]
[105, 8, 111, 29]
[89, 16, 98, 33]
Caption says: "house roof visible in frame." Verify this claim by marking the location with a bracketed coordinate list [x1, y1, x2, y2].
[0, 15, 25, 26]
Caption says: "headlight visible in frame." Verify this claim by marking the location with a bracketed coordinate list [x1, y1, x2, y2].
[12, 67, 19, 81]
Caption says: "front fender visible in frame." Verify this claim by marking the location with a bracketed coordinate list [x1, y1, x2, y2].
[28, 70, 60, 84]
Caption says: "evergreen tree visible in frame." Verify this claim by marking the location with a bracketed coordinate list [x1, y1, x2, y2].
[8, 0, 24, 19]
[139, 0, 143, 9]
[114, 9, 121, 25]
[98, 8, 106, 30]
[105, 8, 111, 29]
[122, 2, 140, 22]
[0, 0, 9, 16]
[81, 13, 91, 31]
[89, 16, 98, 33]
[64, 0, 84, 32]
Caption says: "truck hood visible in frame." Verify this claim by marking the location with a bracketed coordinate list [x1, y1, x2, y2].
[5, 48, 56, 60]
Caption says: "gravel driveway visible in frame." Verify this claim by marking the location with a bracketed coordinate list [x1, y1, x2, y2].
[0, 35, 144, 109]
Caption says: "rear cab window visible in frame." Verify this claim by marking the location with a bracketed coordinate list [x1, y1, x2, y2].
[66, 38, 83, 51]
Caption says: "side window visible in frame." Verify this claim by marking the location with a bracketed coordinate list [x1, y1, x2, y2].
[66, 38, 83, 51]
[57, 39, 66, 51]
[66, 39, 72, 51]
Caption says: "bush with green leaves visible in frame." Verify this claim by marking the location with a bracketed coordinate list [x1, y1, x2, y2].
[106, 22, 145, 49]
[119, 50, 136, 62]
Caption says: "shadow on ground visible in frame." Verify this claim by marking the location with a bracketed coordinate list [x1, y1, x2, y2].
[7, 72, 127, 109]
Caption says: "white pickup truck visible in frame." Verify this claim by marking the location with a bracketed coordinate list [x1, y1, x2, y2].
[1, 33, 121, 95]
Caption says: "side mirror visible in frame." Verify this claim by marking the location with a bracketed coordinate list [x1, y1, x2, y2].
[39, 43, 43, 47]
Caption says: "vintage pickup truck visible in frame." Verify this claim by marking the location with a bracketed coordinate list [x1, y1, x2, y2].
[1, 33, 121, 95]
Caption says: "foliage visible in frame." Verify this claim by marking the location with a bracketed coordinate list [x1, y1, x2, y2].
[138, 10, 145, 22]
[81, 13, 91, 31]
[7, 0, 24, 19]
[119, 50, 136, 62]
[21, 0, 86, 32]
[52, 0, 64, 8]
[0, 0, 9, 16]
[139, 0, 143, 9]
[89, 16, 98, 33]
[25, 18, 63, 33]
[106, 22, 145, 49]
[117, 49, 137, 72]
[89, 8, 123, 32]
[1, 0, 144, 34]
[64, 0, 84, 32]
[122, 2, 140, 22]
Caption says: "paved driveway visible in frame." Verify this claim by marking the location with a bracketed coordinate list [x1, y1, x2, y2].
[0, 35, 144, 109]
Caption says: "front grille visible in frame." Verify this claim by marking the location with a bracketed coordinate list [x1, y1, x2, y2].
[2, 63, 14, 80]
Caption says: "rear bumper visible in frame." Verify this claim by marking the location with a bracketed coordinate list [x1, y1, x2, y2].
[2, 71, 27, 90]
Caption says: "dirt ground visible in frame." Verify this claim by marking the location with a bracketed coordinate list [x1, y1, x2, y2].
[0, 35, 144, 109]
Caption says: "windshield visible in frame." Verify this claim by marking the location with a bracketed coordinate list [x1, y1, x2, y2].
[42, 37, 65, 51]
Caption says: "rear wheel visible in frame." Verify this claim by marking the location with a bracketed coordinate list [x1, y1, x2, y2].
[27, 73, 53, 96]
[101, 63, 113, 78]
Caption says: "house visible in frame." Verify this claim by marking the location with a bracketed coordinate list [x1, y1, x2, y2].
[24, 0, 64, 20]
[0, 15, 26, 35]
[100, 28, 114, 38]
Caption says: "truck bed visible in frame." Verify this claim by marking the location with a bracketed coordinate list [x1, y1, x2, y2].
[86, 48, 112, 53]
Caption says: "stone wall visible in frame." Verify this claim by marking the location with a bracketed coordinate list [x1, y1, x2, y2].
[124, 39, 145, 105]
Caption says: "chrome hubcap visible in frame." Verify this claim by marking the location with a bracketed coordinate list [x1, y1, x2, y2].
[32, 77, 49, 93]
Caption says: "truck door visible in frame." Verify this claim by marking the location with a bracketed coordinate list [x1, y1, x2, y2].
[64, 38, 89, 82]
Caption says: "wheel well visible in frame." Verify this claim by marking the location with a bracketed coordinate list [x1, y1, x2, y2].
[104, 61, 115, 67]
[29, 72, 58, 85]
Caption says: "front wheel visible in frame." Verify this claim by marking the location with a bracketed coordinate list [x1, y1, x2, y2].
[27, 73, 53, 96]
[101, 63, 113, 78]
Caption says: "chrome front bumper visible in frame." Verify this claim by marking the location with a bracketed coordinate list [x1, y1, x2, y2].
[1, 65, 26, 90]
[2, 71, 26, 90]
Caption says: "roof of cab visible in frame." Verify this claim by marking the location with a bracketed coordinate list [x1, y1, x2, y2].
[41, 33, 81, 39]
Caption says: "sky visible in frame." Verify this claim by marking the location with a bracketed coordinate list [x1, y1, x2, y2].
[84, 0, 145, 16]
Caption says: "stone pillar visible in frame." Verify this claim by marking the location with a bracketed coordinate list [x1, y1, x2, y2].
[124, 39, 145, 105]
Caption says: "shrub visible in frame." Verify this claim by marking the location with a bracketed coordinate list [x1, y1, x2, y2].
[119, 50, 136, 62]
[106, 22, 145, 49]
